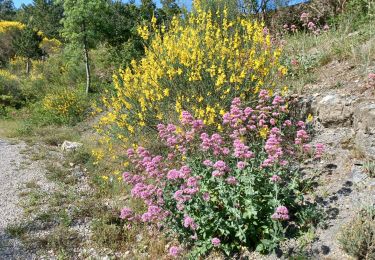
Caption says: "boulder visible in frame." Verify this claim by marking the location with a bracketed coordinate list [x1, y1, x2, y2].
[313, 94, 354, 127]
[61, 141, 83, 152]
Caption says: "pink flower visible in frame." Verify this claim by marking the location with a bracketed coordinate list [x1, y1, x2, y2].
[213, 160, 228, 172]
[211, 237, 221, 246]
[120, 207, 133, 220]
[270, 175, 281, 182]
[315, 143, 325, 158]
[271, 206, 290, 221]
[323, 24, 330, 31]
[169, 246, 182, 257]
[237, 161, 247, 170]
[226, 176, 237, 185]
[212, 170, 224, 177]
[167, 169, 180, 180]
[202, 192, 210, 201]
[203, 159, 213, 167]
[307, 21, 316, 30]
[184, 215, 197, 230]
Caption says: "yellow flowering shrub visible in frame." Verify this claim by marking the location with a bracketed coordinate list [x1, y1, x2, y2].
[98, 2, 286, 144]
[42, 88, 89, 124]
[40, 37, 62, 55]
[0, 21, 25, 33]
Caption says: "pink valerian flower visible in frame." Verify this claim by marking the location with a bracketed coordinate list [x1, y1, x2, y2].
[300, 12, 309, 23]
[186, 177, 199, 187]
[323, 24, 330, 31]
[307, 21, 316, 30]
[169, 246, 182, 257]
[237, 161, 247, 170]
[283, 120, 292, 127]
[181, 111, 194, 125]
[233, 139, 254, 159]
[141, 205, 165, 222]
[303, 144, 312, 153]
[183, 215, 197, 230]
[212, 170, 224, 177]
[167, 169, 180, 180]
[213, 160, 228, 172]
[271, 206, 290, 221]
[262, 127, 283, 167]
[202, 192, 210, 201]
[200, 132, 228, 155]
[203, 159, 213, 167]
[283, 24, 289, 30]
[120, 207, 134, 220]
[315, 143, 325, 158]
[295, 129, 309, 145]
[270, 175, 281, 182]
[226, 176, 238, 185]
[212, 237, 221, 246]
[179, 165, 191, 178]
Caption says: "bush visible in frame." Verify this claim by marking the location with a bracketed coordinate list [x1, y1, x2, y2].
[98, 3, 286, 142]
[119, 91, 323, 257]
[37, 87, 90, 125]
[0, 69, 24, 113]
[339, 206, 375, 259]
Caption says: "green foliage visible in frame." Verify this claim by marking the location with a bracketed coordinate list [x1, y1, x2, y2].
[12, 26, 43, 74]
[0, 69, 23, 114]
[0, 0, 15, 20]
[339, 206, 375, 259]
[17, 0, 64, 39]
[60, 0, 109, 49]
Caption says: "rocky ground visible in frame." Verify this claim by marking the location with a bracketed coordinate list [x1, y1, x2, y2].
[0, 140, 53, 259]
[290, 61, 375, 259]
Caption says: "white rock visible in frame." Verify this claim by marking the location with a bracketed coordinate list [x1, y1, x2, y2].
[61, 141, 83, 152]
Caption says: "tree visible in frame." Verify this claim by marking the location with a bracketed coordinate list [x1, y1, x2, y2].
[160, 0, 181, 19]
[60, 0, 109, 94]
[12, 26, 43, 74]
[17, 0, 64, 39]
[0, 0, 15, 20]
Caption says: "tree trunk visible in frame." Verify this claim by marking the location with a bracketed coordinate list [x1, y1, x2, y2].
[83, 40, 91, 94]
[26, 58, 30, 75]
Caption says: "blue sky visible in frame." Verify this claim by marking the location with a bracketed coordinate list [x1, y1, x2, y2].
[13, 0, 306, 9]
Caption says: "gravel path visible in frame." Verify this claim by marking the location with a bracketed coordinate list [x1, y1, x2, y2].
[0, 139, 49, 259]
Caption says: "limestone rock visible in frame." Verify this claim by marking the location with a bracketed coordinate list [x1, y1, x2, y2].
[313, 94, 353, 127]
[61, 141, 83, 152]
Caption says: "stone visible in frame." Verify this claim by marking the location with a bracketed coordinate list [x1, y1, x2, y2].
[351, 166, 368, 184]
[353, 101, 375, 134]
[313, 94, 353, 127]
[61, 141, 83, 152]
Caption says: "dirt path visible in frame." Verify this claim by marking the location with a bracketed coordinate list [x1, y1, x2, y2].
[0, 139, 50, 259]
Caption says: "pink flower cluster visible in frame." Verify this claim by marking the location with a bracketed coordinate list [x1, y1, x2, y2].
[271, 206, 290, 221]
[284, 12, 329, 36]
[119, 89, 325, 253]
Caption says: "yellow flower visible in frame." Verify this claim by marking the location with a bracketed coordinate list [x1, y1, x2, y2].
[259, 127, 269, 139]
[101, 176, 109, 181]
[306, 114, 313, 123]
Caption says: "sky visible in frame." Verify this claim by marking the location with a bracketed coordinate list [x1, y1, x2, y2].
[13, 0, 307, 10]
